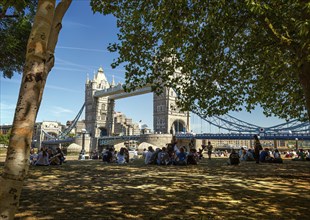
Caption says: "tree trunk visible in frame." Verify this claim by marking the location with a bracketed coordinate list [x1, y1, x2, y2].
[299, 60, 310, 121]
[0, 1, 72, 219]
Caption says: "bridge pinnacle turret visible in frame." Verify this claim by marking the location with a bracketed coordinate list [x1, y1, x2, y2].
[110, 75, 115, 87]
[86, 73, 90, 83]
[98, 67, 104, 73]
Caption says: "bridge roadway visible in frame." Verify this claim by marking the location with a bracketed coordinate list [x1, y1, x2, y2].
[98, 132, 310, 145]
[94, 83, 152, 99]
[38, 132, 310, 146]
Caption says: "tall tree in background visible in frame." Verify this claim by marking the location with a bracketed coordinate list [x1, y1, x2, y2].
[92, 0, 310, 121]
[0, 0, 37, 78]
[0, 0, 72, 219]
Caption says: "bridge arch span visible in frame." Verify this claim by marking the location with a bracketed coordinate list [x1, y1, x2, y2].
[170, 119, 187, 134]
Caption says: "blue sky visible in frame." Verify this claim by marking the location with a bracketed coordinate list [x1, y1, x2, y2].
[0, 0, 289, 133]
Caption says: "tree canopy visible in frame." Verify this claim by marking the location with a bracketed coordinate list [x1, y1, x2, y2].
[92, 0, 310, 121]
[0, 0, 36, 78]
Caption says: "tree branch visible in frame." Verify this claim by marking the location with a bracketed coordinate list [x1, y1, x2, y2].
[264, 17, 292, 45]
[26, 0, 56, 62]
[47, 0, 72, 55]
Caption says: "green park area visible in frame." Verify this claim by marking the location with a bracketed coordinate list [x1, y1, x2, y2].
[0, 150, 309, 220]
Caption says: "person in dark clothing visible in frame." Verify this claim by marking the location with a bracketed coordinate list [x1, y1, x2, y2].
[228, 149, 240, 165]
[102, 148, 114, 163]
[254, 134, 263, 164]
[56, 146, 66, 164]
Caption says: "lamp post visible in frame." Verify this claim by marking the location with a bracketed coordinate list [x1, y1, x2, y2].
[79, 128, 87, 160]
[81, 128, 87, 153]
[295, 138, 298, 151]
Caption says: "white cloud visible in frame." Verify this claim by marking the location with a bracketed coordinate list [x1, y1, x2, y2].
[57, 46, 109, 53]
[52, 66, 88, 73]
[62, 21, 92, 29]
[49, 106, 74, 116]
[45, 84, 80, 93]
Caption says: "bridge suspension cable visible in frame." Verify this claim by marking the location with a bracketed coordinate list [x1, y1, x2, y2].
[58, 103, 85, 139]
[191, 104, 309, 134]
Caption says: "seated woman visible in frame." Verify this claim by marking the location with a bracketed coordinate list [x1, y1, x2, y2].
[259, 148, 274, 163]
[29, 148, 38, 165]
[117, 147, 127, 164]
[48, 149, 61, 165]
[187, 148, 199, 165]
[144, 146, 154, 165]
[175, 147, 187, 165]
[244, 149, 255, 161]
[35, 147, 50, 166]
[157, 147, 169, 165]
[273, 149, 283, 163]
[228, 149, 240, 165]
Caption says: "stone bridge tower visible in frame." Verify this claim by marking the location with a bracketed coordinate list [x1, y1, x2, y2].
[85, 67, 190, 150]
[153, 88, 189, 134]
[85, 67, 112, 150]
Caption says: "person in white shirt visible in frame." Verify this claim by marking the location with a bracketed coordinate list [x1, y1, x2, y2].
[117, 147, 127, 164]
[144, 146, 154, 164]
[35, 147, 50, 166]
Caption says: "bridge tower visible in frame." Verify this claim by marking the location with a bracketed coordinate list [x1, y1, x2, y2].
[153, 88, 189, 134]
[85, 67, 113, 150]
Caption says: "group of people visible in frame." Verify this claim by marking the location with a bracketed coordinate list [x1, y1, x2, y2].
[30, 146, 66, 166]
[30, 134, 309, 167]
[227, 135, 284, 165]
[102, 147, 130, 164]
[143, 144, 200, 166]
[291, 149, 310, 161]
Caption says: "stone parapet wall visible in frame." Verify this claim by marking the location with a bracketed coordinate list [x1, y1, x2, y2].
[139, 134, 174, 148]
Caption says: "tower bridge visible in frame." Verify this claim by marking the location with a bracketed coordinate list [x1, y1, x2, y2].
[39, 67, 310, 152]
[87, 67, 309, 150]
[85, 67, 189, 150]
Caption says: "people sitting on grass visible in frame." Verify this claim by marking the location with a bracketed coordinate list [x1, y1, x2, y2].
[124, 147, 130, 163]
[306, 150, 310, 161]
[102, 148, 115, 163]
[148, 148, 161, 165]
[244, 149, 255, 161]
[239, 147, 247, 161]
[29, 148, 38, 165]
[35, 147, 50, 166]
[292, 149, 306, 161]
[273, 149, 283, 163]
[175, 147, 187, 165]
[187, 148, 199, 165]
[144, 146, 154, 164]
[167, 150, 177, 165]
[227, 149, 240, 165]
[259, 148, 274, 163]
[91, 149, 99, 160]
[48, 148, 61, 165]
[157, 147, 170, 165]
[117, 147, 127, 164]
[197, 145, 206, 160]
[56, 146, 66, 164]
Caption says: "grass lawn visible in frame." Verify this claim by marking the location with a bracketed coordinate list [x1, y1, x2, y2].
[0, 153, 309, 220]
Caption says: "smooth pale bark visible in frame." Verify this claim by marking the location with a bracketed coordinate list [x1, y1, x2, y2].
[0, 0, 72, 219]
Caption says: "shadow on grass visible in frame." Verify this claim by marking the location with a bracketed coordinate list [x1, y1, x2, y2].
[0, 158, 309, 219]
